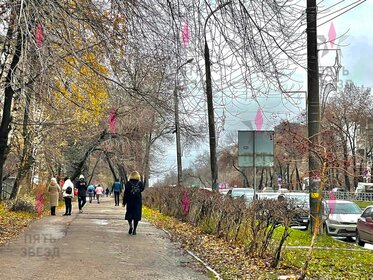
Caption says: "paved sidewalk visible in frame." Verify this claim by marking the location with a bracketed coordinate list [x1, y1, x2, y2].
[0, 197, 208, 280]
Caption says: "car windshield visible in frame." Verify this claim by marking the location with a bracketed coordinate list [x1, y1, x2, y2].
[257, 193, 279, 200]
[331, 202, 362, 214]
[231, 189, 253, 198]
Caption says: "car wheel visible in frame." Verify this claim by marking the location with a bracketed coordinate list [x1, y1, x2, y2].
[323, 223, 329, 235]
[356, 232, 365, 247]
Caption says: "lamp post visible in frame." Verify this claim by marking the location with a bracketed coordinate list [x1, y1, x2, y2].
[174, 58, 193, 186]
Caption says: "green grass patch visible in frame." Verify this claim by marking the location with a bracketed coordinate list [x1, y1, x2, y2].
[273, 226, 372, 279]
[353, 200, 373, 209]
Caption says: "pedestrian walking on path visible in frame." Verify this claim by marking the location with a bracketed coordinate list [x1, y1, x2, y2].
[76, 174, 88, 213]
[62, 176, 74, 215]
[123, 171, 145, 235]
[0, 197, 209, 280]
[87, 184, 95, 203]
[112, 178, 122, 206]
[47, 177, 61, 216]
[95, 184, 103, 203]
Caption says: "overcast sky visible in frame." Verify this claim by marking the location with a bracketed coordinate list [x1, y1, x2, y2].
[152, 0, 373, 185]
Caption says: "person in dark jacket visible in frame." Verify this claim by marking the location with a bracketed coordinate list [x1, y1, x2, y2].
[123, 171, 144, 235]
[112, 179, 122, 206]
[76, 174, 88, 213]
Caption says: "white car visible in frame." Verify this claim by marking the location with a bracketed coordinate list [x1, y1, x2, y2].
[324, 200, 362, 238]
[227, 188, 254, 199]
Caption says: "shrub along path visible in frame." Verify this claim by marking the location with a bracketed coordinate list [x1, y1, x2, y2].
[0, 197, 209, 280]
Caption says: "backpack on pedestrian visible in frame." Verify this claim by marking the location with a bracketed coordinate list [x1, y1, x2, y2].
[66, 186, 72, 195]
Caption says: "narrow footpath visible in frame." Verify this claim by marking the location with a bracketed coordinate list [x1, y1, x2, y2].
[0, 197, 209, 280]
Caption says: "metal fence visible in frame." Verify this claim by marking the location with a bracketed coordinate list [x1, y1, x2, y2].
[0, 182, 13, 200]
[322, 191, 373, 202]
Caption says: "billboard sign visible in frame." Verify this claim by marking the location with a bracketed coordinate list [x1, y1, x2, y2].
[238, 130, 274, 167]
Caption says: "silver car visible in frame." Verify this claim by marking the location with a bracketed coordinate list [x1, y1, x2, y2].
[324, 200, 362, 238]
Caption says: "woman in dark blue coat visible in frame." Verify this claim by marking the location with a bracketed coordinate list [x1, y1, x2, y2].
[123, 171, 145, 235]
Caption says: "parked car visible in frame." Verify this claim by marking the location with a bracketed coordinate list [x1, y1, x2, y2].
[227, 188, 254, 199]
[253, 192, 310, 230]
[277, 188, 289, 194]
[218, 188, 231, 196]
[356, 205, 373, 246]
[262, 187, 275, 192]
[256, 192, 279, 200]
[284, 193, 310, 230]
[324, 200, 362, 238]
[355, 182, 373, 200]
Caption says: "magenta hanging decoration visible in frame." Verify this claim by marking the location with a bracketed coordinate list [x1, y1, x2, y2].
[328, 22, 336, 48]
[182, 21, 190, 48]
[328, 191, 336, 215]
[36, 192, 44, 216]
[36, 23, 44, 48]
[181, 191, 190, 216]
[255, 108, 263, 131]
[109, 109, 116, 133]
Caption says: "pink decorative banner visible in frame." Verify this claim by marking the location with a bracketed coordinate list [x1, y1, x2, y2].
[109, 109, 116, 133]
[36, 23, 44, 48]
[182, 21, 190, 48]
[255, 108, 263, 131]
[181, 191, 190, 216]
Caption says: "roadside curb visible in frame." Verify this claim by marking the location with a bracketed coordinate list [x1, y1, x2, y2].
[162, 228, 222, 280]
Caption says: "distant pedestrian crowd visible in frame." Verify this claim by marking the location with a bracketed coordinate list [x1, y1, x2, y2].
[47, 171, 145, 235]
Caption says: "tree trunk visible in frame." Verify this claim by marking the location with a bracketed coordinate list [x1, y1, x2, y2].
[342, 140, 351, 190]
[264, 168, 268, 188]
[269, 168, 273, 189]
[117, 164, 128, 184]
[204, 40, 218, 190]
[258, 167, 264, 190]
[0, 27, 22, 201]
[286, 163, 290, 188]
[10, 88, 34, 199]
[87, 152, 102, 185]
[142, 132, 152, 188]
[295, 164, 301, 191]
[104, 151, 118, 181]
[70, 130, 109, 181]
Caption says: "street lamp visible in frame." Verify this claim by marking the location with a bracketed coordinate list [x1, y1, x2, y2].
[174, 58, 193, 186]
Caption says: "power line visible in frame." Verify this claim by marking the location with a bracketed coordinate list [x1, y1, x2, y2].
[318, 0, 367, 27]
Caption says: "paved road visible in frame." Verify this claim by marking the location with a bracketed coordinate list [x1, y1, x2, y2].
[0, 197, 208, 280]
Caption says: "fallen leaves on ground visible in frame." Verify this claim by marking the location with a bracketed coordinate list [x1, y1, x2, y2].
[143, 207, 298, 280]
[0, 203, 35, 246]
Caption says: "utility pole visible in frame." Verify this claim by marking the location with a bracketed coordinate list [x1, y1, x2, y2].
[174, 58, 193, 186]
[204, 1, 231, 190]
[307, 0, 321, 233]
